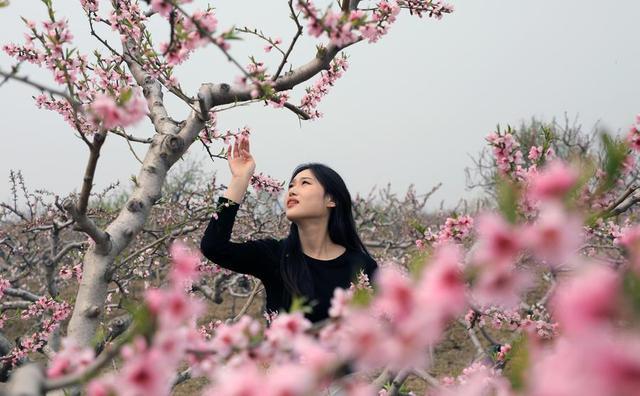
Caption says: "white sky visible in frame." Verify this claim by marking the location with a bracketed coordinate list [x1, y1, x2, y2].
[1, 0, 639, 210]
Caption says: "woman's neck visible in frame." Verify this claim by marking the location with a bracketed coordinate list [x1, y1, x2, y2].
[296, 219, 345, 260]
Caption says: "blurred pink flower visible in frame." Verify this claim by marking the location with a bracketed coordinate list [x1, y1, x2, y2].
[551, 264, 620, 336]
[524, 203, 583, 267]
[417, 244, 466, 320]
[169, 241, 201, 285]
[474, 213, 522, 265]
[618, 225, 640, 273]
[372, 265, 415, 321]
[473, 264, 531, 309]
[528, 160, 579, 201]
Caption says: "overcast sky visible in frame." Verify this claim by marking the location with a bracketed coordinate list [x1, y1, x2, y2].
[1, 0, 639, 210]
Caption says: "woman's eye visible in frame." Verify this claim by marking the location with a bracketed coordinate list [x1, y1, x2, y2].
[302, 181, 310, 185]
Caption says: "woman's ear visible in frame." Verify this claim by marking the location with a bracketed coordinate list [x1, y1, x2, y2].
[326, 196, 336, 208]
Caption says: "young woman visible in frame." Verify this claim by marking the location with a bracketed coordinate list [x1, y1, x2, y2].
[200, 135, 378, 323]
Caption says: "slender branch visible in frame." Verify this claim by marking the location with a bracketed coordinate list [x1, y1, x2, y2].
[44, 325, 137, 391]
[0, 67, 79, 109]
[387, 369, 411, 396]
[283, 102, 310, 120]
[78, 131, 107, 215]
[232, 280, 261, 321]
[109, 129, 153, 144]
[412, 368, 444, 390]
[274, 0, 304, 81]
[4, 287, 42, 302]
[61, 197, 111, 254]
[603, 190, 640, 218]
[51, 241, 87, 264]
[235, 27, 286, 56]
[1, 301, 32, 310]
[372, 367, 393, 389]
[459, 319, 485, 358]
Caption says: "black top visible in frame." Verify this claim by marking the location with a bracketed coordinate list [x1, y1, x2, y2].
[200, 196, 378, 323]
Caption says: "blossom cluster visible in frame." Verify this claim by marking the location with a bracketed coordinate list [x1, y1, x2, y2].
[0, 277, 9, 300]
[250, 173, 285, 197]
[627, 114, 640, 152]
[299, 55, 349, 119]
[417, 214, 474, 249]
[296, 0, 452, 47]
[158, 8, 219, 66]
[5, 297, 71, 365]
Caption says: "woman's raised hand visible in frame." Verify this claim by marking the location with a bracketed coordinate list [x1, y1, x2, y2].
[227, 135, 255, 180]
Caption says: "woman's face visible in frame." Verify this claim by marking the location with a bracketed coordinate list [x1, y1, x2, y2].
[285, 169, 335, 222]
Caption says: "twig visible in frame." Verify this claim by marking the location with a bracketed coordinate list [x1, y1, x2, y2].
[232, 280, 261, 321]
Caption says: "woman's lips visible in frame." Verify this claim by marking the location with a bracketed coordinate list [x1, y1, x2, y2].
[286, 199, 299, 208]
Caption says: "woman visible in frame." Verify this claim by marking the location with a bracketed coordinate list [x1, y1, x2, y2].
[200, 135, 378, 323]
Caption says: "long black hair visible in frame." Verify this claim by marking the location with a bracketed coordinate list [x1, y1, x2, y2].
[280, 163, 373, 305]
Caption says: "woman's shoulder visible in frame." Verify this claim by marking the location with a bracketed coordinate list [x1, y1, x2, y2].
[345, 249, 378, 274]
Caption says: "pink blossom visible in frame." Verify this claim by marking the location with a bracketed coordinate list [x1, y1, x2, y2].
[0, 277, 9, 300]
[250, 172, 284, 196]
[524, 203, 584, 267]
[87, 379, 115, 396]
[150, 0, 173, 17]
[372, 265, 415, 321]
[121, 348, 172, 396]
[530, 333, 640, 396]
[299, 56, 348, 119]
[416, 244, 466, 320]
[474, 212, 521, 265]
[338, 311, 387, 370]
[169, 241, 201, 285]
[145, 286, 204, 328]
[618, 225, 640, 273]
[264, 364, 316, 396]
[552, 264, 620, 336]
[627, 117, 640, 151]
[329, 287, 353, 318]
[528, 160, 579, 201]
[293, 336, 337, 373]
[80, 0, 99, 13]
[90, 90, 147, 129]
[473, 264, 531, 308]
[205, 361, 264, 396]
[47, 338, 95, 378]
[266, 312, 312, 347]
[437, 362, 511, 395]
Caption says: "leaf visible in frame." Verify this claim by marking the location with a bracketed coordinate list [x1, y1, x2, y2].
[121, 298, 156, 338]
[623, 270, 640, 316]
[502, 334, 529, 391]
[351, 288, 372, 307]
[119, 87, 133, 105]
[599, 133, 628, 193]
[496, 176, 520, 223]
[289, 295, 313, 314]
[407, 249, 430, 279]
[409, 219, 426, 235]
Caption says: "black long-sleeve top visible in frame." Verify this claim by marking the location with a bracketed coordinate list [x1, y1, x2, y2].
[200, 196, 378, 323]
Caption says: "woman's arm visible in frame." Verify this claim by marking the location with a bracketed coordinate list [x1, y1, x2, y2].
[200, 196, 279, 280]
[200, 135, 279, 279]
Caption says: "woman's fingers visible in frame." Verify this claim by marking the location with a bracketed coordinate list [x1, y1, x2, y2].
[228, 135, 252, 161]
[233, 138, 240, 158]
[244, 135, 251, 154]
